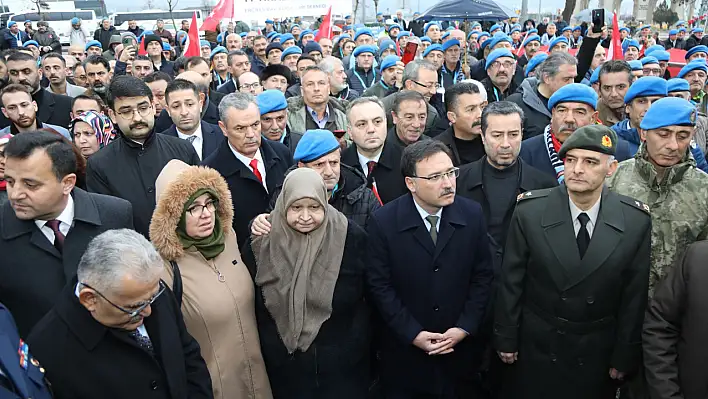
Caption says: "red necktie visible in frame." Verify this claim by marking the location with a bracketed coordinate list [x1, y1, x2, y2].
[249, 159, 263, 184]
[366, 161, 383, 205]
[45, 219, 64, 253]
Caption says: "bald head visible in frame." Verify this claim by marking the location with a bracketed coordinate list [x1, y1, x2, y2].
[177, 71, 208, 94]
[68, 45, 86, 61]
[449, 29, 466, 48]
[225, 33, 242, 51]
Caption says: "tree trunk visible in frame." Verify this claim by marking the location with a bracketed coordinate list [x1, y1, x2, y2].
[353, 0, 360, 24]
[521, 0, 529, 21]
[562, 0, 577, 22]
[613, 0, 622, 13]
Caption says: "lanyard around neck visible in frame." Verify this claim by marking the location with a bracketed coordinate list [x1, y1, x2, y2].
[353, 68, 375, 89]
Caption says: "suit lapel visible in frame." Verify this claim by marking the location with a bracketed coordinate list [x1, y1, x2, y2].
[0, 334, 29, 398]
[261, 141, 283, 193]
[397, 195, 435, 255]
[36, 89, 55, 124]
[541, 186, 577, 289]
[564, 190, 624, 290]
[432, 200, 467, 261]
[201, 122, 222, 159]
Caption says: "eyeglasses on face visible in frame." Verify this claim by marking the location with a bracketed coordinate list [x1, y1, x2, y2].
[81, 281, 166, 318]
[410, 167, 460, 183]
[411, 80, 440, 90]
[116, 104, 152, 120]
[187, 199, 218, 217]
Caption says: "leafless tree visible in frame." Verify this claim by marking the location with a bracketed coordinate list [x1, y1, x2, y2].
[353, 0, 360, 24]
[143, 0, 156, 10]
[200, 0, 213, 13]
[165, 0, 179, 31]
[31, 0, 49, 15]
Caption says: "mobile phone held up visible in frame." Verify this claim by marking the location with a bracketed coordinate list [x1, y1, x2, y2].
[402, 42, 418, 65]
[592, 9, 605, 33]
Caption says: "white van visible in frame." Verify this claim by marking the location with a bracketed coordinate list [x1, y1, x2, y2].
[110, 10, 203, 34]
[10, 10, 99, 46]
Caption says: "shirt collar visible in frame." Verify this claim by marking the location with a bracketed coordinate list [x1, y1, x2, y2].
[306, 104, 330, 121]
[412, 197, 443, 222]
[357, 149, 382, 173]
[568, 195, 601, 226]
[228, 140, 263, 167]
[35, 194, 74, 229]
[176, 123, 202, 140]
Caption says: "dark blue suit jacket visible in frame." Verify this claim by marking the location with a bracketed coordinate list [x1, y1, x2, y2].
[366, 194, 493, 394]
[159, 121, 223, 160]
[0, 303, 52, 399]
[216, 80, 236, 95]
[519, 133, 633, 179]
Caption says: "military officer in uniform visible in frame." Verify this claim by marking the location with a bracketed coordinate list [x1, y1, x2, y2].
[0, 303, 52, 399]
[494, 125, 652, 399]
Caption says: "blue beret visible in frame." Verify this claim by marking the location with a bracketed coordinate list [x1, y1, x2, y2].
[640, 97, 697, 130]
[70, 17, 79, 25]
[85, 40, 102, 50]
[446, 26, 455, 31]
[667, 78, 690, 93]
[335, 34, 351, 43]
[216, 33, 224, 43]
[143, 30, 154, 36]
[377, 12, 383, 16]
[525, 53, 547, 77]
[624, 76, 667, 104]
[290, 24, 300, 32]
[162, 42, 172, 51]
[23, 40, 38, 48]
[380, 55, 400, 72]
[280, 46, 302, 60]
[620, 27, 630, 33]
[624, 39, 640, 50]
[680, 27, 687, 33]
[271, 33, 282, 41]
[210, 46, 227, 59]
[678, 60, 708, 78]
[487, 34, 512, 50]
[24, 20, 30, 23]
[280, 33, 295, 43]
[693, 27, 704, 33]
[379, 39, 396, 55]
[548, 83, 598, 111]
[562, 26, 572, 32]
[549, 36, 569, 49]
[239, 32, 247, 38]
[441, 32, 450, 40]
[397, 31, 411, 39]
[478, 31, 490, 39]
[442, 39, 460, 51]
[424, 44, 443, 57]
[527, 28, 538, 35]
[628, 60, 643, 71]
[256, 90, 288, 115]
[388, 24, 401, 32]
[644, 44, 665, 56]
[265, 19, 274, 24]
[640, 24, 651, 30]
[354, 28, 374, 41]
[590, 66, 601, 84]
[640, 56, 659, 66]
[652, 50, 670, 62]
[686, 45, 708, 59]
[294, 129, 341, 162]
[467, 31, 476, 40]
[511, 27, 520, 33]
[353, 45, 377, 57]
[489, 24, 501, 32]
[200, 40, 210, 48]
[485, 48, 515, 70]
[573, 26, 582, 32]
[522, 34, 540, 47]
[421, 36, 432, 43]
[304, 41, 322, 54]
[677, 20, 686, 25]
[669, 29, 678, 35]
[266, 31, 277, 39]
[300, 29, 314, 38]
[7, 21, 15, 28]
[471, 22, 481, 28]
[345, 15, 351, 18]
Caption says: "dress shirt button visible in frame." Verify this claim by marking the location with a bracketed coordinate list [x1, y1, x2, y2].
[586, 296, 595, 305]
[147, 187, 154, 193]
[433, 306, 439, 311]
[151, 380, 158, 390]
[561, 294, 567, 301]
[433, 266, 439, 272]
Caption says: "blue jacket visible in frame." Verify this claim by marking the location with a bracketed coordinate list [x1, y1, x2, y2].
[3, 31, 29, 49]
[0, 303, 53, 399]
[611, 119, 708, 172]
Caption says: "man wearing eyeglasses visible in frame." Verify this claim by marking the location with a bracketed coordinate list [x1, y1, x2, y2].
[367, 139, 493, 398]
[481, 49, 518, 104]
[86, 76, 200, 238]
[217, 50, 251, 95]
[26, 229, 213, 399]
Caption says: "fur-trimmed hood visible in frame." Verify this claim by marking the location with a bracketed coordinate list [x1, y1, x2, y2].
[149, 160, 233, 261]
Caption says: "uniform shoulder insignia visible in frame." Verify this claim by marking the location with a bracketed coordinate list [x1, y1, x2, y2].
[517, 188, 554, 202]
[620, 196, 650, 214]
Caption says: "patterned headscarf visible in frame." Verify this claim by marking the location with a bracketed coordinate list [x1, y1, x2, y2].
[69, 111, 115, 149]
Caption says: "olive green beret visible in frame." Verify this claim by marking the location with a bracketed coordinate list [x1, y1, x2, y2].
[558, 125, 617, 159]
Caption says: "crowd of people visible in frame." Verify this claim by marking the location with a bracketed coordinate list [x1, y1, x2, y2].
[0, 9, 706, 399]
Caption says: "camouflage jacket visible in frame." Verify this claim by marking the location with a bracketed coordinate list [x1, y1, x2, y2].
[606, 144, 708, 296]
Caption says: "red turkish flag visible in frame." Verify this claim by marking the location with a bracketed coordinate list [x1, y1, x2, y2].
[608, 12, 623, 60]
[183, 12, 200, 57]
[199, 0, 234, 32]
[315, 6, 333, 41]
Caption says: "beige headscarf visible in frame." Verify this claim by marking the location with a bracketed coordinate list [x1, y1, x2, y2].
[252, 168, 349, 353]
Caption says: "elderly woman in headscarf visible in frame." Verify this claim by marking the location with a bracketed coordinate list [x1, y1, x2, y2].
[150, 160, 273, 399]
[69, 110, 115, 159]
[241, 168, 370, 399]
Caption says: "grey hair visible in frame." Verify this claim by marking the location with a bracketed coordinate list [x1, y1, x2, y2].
[402, 60, 438, 86]
[407, 36, 421, 45]
[318, 56, 343, 74]
[346, 96, 386, 127]
[218, 92, 257, 124]
[460, 79, 487, 101]
[77, 229, 163, 293]
[537, 52, 577, 84]
[547, 22, 556, 28]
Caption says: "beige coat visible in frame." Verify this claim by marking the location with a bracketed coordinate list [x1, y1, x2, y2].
[150, 161, 272, 399]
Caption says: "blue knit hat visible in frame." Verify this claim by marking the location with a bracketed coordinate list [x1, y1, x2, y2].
[380, 55, 400, 72]
[624, 76, 667, 104]
[548, 83, 598, 111]
[667, 78, 690, 93]
[304, 41, 322, 55]
[280, 46, 302, 60]
[353, 45, 377, 57]
[640, 97, 697, 130]
[423, 44, 443, 57]
[256, 90, 288, 115]
[485, 48, 514, 70]
[525, 53, 547, 77]
[294, 129, 341, 162]
[678, 60, 708, 78]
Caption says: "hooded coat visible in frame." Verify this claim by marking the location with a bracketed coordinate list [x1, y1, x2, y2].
[150, 161, 273, 399]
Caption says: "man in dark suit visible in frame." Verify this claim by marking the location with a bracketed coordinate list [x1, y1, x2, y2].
[0, 303, 53, 399]
[367, 140, 493, 397]
[159, 78, 222, 160]
[341, 97, 408, 204]
[520, 83, 631, 184]
[154, 70, 221, 133]
[0, 132, 134, 337]
[27, 229, 213, 399]
[0, 52, 73, 129]
[203, 92, 292, 247]
[495, 125, 651, 399]
[182, 55, 225, 107]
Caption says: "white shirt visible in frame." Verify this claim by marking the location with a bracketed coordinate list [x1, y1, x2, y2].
[569, 196, 601, 238]
[413, 198, 443, 233]
[357, 150, 383, 178]
[177, 124, 203, 160]
[229, 142, 268, 192]
[74, 284, 150, 339]
[35, 195, 74, 245]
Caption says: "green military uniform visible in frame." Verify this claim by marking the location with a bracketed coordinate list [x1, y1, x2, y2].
[362, 81, 397, 99]
[606, 144, 708, 295]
